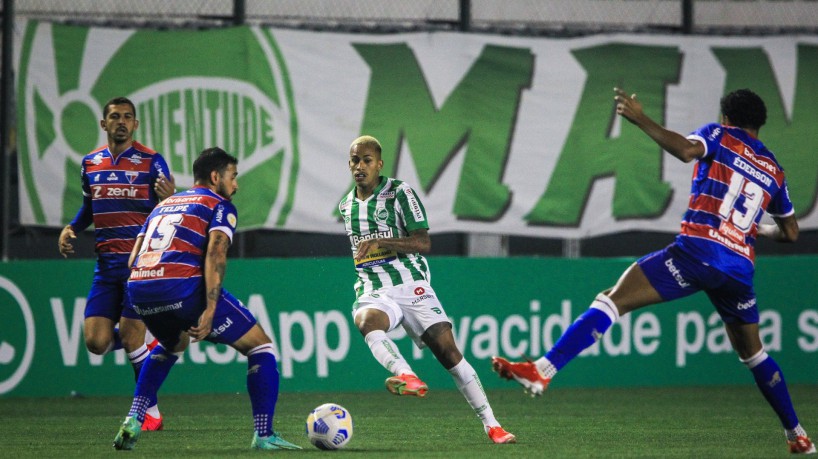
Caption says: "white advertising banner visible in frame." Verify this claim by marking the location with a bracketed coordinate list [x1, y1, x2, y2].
[15, 22, 818, 238]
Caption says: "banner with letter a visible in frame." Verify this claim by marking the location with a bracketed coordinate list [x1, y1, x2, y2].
[15, 22, 818, 238]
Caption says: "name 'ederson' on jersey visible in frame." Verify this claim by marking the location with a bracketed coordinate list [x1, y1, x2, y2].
[676, 123, 795, 286]
[128, 186, 238, 303]
[339, 177, 430, 297]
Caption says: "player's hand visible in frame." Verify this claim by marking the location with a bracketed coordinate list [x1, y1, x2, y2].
[154, 174, 176, 201]
[188, 308, 215, 342]
[354, 240, 379, 262]
[614, 87, 644, 124]
[58, 225, 76, 258]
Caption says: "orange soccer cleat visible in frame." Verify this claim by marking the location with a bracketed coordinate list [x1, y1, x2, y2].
[487, 426, 516, 444]
[385, 374, 428, 397]
[491, 356, 551, 397]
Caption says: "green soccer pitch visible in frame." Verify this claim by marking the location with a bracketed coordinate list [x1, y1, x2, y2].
[2, 385, 816, 457]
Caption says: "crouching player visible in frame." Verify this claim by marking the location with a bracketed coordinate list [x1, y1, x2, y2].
[113, 147, 299, 451]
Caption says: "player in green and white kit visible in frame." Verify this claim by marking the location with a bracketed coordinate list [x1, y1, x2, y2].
[339, 135, 515, 444]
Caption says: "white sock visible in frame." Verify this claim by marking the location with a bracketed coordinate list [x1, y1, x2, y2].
[786, 424, 808, 441]
[534, 357, 558, 379]
[127, 344, 150, 367]
[364, 330, 414, 376]
[128, 344, 160, 416]
[448, 359, 498, 429]
[146, 404, 161, 418]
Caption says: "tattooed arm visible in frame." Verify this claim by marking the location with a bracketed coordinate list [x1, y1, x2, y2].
[189, 230, 231, 342]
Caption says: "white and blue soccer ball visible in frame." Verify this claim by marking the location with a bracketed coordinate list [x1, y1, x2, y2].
[305, 403, 353, 450]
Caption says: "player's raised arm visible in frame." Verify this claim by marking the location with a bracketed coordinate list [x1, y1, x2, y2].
[614, 87, 704, 163]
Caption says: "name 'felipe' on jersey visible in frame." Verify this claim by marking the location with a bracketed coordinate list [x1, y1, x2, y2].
[677, 123, 794, 285]
[128, 186, 238, 303]
[339, 177, 430, 297]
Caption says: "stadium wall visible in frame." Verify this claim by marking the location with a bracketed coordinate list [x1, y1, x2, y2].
[1, 256, 816, 397]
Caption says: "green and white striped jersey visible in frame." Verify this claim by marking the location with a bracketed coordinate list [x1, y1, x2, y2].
[339, 176, 430, 298]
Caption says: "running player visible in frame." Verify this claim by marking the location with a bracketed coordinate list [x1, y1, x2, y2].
[339, 135, 515, 444]
[58, 97, 173, 430]
[492, 88, 813, 454]
[113, 147, 299, 451]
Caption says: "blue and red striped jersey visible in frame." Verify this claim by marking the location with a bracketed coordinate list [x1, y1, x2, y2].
[676, 123, 794, 285]
[72, 141, 171, 266]
[127, 186, 238, 303]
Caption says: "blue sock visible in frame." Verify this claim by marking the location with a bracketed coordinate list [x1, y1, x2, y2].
[112, 327, 123, 351]
[131, 359, 158, 409]
[129, 345, 178, 423]
[246, 344, 280, 437]
[546, 305, 614, 370]
[748, 354, 799, 429]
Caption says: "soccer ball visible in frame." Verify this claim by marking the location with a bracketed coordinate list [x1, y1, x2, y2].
[305, 403, 353, 450]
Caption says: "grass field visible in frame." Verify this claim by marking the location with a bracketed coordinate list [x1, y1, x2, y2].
[2, 385, 816, 458]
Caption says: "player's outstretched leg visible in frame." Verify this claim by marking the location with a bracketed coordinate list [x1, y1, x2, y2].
[741, 350, 816, 454]
[113, 416, 142, 450]
[493, 294, 619, 396]
[446, 358, 515, 443]
[363, 329, 428, 397]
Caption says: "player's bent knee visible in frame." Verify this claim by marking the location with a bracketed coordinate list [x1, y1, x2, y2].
[85, 336, 113, 355]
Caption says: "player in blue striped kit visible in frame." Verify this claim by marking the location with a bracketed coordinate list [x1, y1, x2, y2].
[492, 88, 813, 454]
[58, 97, 174, 430]
[113, 147, 299, 451]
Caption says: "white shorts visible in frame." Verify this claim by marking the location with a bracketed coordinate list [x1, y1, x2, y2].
[352, 280, 451, 349]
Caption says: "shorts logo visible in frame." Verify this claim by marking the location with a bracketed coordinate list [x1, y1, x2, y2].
[664, 258, 691, 288]
[414, 287, 425, 295]
[210, 317, 234, 338]
[737, 298, 756, 310]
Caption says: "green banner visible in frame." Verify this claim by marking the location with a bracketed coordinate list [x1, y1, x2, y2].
[1, 257, 816, 397]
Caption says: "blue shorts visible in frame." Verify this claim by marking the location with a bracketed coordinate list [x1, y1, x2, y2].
[85, 263, 140, 320]
[637, 243, 758, 324]
[129, 287, 257, 350]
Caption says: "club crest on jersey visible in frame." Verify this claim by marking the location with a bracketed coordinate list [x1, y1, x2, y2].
[106, 172, 118, 181]
[374, 206, 389, 223]
[127, 153, 143, 165]
[125, 171, 139, 183]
